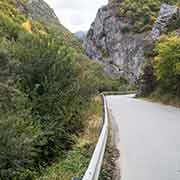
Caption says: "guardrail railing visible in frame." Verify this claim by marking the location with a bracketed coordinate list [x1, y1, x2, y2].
[82, 95, 108, 180]
[77, 91, 137, 180]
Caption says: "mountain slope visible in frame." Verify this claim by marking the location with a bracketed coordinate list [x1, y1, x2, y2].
[10, 0, 83, 51]
[0, 0, 127, 178]
[0, 0, 123, 179]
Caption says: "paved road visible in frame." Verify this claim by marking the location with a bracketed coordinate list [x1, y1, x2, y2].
[106, 95, 180, 180]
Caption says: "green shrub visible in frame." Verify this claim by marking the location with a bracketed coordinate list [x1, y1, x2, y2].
[138, 62, 156, 96]
[0, 0, 131, 179]
[154, 35, 180, 96]
[0, 30, 90, 178]
[0, 27, 118, 178]
[0, 12, 22, 40]
[0, 84, 41, 179]
[121, 26, 131, 34]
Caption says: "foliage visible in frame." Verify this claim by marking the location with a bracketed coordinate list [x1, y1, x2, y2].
[117, 0, 178, 32]
[0, 0, 82, 52]
[37, 96, 102, 180]
[0, 1, 127, 179]
[154, 35, 180, 96]
[139, 34, 180, 100]
[0, 0, 131, 179]
[166, 11, 180, 32]
[101, 48, 109, 58]
[47, 24, 84, 53]
[149, 88, 180, 107]
[0, 83, 41, 179]
[38, 136, 91, 180]
[138, 62, 156, 96]
[0, 0, 26, 24]
[0, 12, 22, 40]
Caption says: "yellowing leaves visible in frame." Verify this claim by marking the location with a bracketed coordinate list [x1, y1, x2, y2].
[153, 34, 180, 94]
[176, 63, 180, 75]
[38, 30, 47, 35]
[22, 20, 48, 35]
[22, 20, 32, 33]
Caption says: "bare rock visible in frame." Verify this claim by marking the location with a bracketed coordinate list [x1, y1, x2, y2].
[152, 4, 179, 40]
[85, 3, 152, 82]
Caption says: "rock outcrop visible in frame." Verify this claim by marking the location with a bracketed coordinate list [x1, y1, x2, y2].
[85, 2, 179, 82]
[152, 4, 179, 40]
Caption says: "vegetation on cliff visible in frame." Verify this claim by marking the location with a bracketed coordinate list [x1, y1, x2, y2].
[154, 35, 180, 96]
[139, 34, 180, 106]
[116, 0, 180, 104]
[117, 0, 179, 32]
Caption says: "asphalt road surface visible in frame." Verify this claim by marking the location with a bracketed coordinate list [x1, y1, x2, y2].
[106, 95, 180, 180]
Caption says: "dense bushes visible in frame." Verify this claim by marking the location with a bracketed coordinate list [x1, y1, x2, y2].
[139, 34, 180, 100]
[0, 4, 126, 178]
[138, 62, 156, 96]
[0, 30, 100, 178]
[154, 35, 180, 96]
[0, 12, 22, 40]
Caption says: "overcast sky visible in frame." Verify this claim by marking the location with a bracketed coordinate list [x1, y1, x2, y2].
[44, 0, 108, 33]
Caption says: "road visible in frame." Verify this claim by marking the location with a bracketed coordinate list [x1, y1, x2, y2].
[106, 95, 180, 180]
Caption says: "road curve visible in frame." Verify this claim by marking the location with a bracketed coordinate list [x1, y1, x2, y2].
[106, 95, 180, 180]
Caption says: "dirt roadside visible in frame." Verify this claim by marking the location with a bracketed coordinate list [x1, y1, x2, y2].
[100, 106, 121, 180]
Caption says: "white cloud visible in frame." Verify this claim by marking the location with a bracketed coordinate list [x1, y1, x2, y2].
[44, 0, 108, 32]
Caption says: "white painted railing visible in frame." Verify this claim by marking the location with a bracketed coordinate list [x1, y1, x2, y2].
[80, 91, 136, 180]
[82, 95, 109, 180]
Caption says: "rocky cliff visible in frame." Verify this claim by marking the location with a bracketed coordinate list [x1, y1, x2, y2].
[85, 1, 179, 82]
[152, 4, 179, 40]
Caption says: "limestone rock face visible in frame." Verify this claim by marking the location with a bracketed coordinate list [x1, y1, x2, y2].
[85, 3, 179, 82]
[152, 4, 179, 40]
[85, 4, 152, 82]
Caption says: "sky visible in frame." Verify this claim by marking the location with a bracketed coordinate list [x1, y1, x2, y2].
[44, 0, 108, 33]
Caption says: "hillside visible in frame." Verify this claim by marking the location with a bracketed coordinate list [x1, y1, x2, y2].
[0, 0, 125, 179]
[0, 0, 83, 51]
[24, 0, 83, 51]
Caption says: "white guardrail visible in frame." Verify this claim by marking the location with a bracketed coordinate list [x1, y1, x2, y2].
[82, 95, 109, 180]
[78, 91, 136, 180]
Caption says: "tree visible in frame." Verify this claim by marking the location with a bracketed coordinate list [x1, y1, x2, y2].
[154, 35, 180, 96]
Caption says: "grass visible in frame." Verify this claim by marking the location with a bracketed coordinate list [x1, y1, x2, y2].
[140, 90, 180, 108]
[148, 94, 180, 108]
[38, 96, 103, 180]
